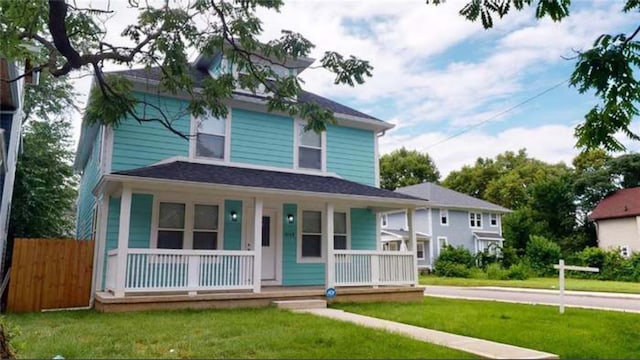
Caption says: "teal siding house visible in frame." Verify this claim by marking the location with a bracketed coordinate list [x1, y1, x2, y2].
[75, 50, 426, 307]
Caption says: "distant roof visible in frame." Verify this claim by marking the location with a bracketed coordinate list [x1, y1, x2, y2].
[589, 187, 640, 221]
[109, 66, 383, 121]
[395, 182, 510, 213]
[111, 160, 425, 203]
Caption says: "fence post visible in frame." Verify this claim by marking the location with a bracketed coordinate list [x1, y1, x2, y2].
[371, 253, 379, 288]
[559, 259, 565, 314]
[187, 255, 200, 296]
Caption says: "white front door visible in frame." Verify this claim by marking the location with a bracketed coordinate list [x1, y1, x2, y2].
[261, 210, 277, 281]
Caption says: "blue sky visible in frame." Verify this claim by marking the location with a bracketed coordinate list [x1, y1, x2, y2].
[71, 0, 640, 175]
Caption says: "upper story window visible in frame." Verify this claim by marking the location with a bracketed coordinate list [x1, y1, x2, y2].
[469, 212, 482, 229]
[196, 112, 228, 160]
[490, 213, 498, 227]
[381, 214, 388, 228]
[439, 209, 449, 226]
[297, 123, 324, 170]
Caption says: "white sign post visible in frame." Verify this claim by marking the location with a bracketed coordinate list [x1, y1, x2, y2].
[553, 259, 599, 314]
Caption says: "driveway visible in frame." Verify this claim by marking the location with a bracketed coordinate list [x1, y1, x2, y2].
[423, 285, 640, 313]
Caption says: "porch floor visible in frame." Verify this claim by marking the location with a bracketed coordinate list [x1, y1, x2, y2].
[95, 286, 424, 312]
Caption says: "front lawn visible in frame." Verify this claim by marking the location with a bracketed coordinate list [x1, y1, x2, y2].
[421, 275, 640, 294]
[336, 297, 640, 358]
[6, 307, 474, 359]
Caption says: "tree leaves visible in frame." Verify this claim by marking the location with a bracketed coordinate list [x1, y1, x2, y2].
[379, 147, 440, 190]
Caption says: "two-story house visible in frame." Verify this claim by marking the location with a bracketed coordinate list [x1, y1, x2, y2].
[381, 182, 510, 269]
[74, 51, 427, 310]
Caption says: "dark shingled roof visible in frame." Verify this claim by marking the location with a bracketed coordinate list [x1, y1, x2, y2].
[109, 66, 381, 121]
[589, 187, 640, 221]
[396, 182, 510, 213]
[113, 161, 424, 202]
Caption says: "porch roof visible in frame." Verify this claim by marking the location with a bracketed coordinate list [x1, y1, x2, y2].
[381, 229, 430, 241]
[100, 160, 427, 207]
[472, 231, 504, 241]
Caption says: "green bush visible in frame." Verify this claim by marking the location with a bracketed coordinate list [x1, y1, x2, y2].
[486, 263, 509, 280]
[434, 262, 471, 278]
[578, 247, 606, 269]
[507, 262, 534, 280]
[469, 267, 488, 279]
[437, 245, 476, 268]
[525, 235, 561, 276]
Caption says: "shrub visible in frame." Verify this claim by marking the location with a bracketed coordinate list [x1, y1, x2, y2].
[469, 267, 488, 279]
[437, 245, 475, 268]
[525, 235, 561, 276]
[434, 262, 471, 278]
[507, 262, 534, 280]
[578, 247, 606, 269]
[486, 263, 509, 280]
[500, 245, 519, 268]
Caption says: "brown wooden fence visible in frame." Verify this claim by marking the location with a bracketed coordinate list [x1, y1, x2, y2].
[7, 238, 94, 312]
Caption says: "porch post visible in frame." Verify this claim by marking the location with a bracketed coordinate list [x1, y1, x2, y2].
[114, 186, 132, 298]
[253, 197, 263, 293]
[325, 203, 335, 289]
[375, 212, 382, 251]
[408, 208, 419, 286]
[93, 194, 110, 295]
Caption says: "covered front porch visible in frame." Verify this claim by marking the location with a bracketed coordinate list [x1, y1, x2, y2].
[93, 161, 427, 301]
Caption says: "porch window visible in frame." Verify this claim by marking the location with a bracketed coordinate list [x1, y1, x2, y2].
[196, 112, 227, 159]
[298, 123, 323, 170]
[439, 209, 448, 226]
[301, 210, 322, 257]
[417, 242, 425, 260]
[334, 212, 348, 250]
[158, 202, 186, 249]
[193, 204, 219, 249]
[469, 212, 482, 228]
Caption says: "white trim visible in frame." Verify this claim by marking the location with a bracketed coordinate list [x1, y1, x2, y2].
[252, 197, 263, 293]
[260, 207, 282, 285]
[114, 186, 132, 297]
[154, 155, 340, 178]
[326, 203, 335, 288]
[294, 118, 326, 172]
[0, 107, 22, 276]
[189, 107, 232, 162]
[375, 212, 382, 251]
[374, 135, 380, 188]
[469, 212, 482, 229]
[150, 195, 225, 250]
[439, 209, 449, 226]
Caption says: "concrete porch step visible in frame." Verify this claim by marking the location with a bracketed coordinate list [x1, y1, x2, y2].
[272, 299, 327, 310]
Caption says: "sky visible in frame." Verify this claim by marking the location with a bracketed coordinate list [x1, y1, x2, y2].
[69, 0, 640, 176]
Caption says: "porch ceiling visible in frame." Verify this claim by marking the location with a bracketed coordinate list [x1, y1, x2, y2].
[96, 160, 427, 209]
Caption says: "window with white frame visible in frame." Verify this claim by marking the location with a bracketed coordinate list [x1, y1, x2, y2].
[437, 237, 448, 253]
[469, 212, 482, 228]
[193, 204, 219, 249]
[490, 213, 498, 227]
[417, 241, 426, 260]
[334, 212, 348, 250]
[388, 242, 399, 251]
[301, 210, 322, 258]
[156, 202, 220, 249]
[196, 112, 227, 159]
[440, 209, 449, 226]
[381, 214, 388, 228]
[158, 202, 186, 249]
[620, 245, 630, 258]
[297, 123, 323, 170]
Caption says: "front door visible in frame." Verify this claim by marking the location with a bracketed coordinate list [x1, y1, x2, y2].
[261, 211, 276, 280]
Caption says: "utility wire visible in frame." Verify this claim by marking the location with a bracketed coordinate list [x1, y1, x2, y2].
[424, 78, 570, 150]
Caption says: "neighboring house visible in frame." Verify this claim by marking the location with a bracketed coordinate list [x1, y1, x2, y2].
[0, 57, 36, 277]
[74, 49, 427, 309]
[381, 182, 510, 269]
[589, 187, 640, 257]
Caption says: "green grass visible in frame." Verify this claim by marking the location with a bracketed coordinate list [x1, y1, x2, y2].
[421, 275, 640, 294]
[336, 298, 640, 359]
[6, 307, 474, 359]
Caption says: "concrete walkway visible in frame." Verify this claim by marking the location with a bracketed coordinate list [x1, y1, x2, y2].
[297, 308, 558, 359]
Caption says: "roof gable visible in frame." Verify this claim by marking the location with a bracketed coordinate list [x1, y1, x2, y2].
[589, 187, 640, 221]
[395, 182, 510, 212]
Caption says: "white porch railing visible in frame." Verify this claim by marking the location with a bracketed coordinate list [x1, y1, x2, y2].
[108, 248, 256, 293]
[333, 250, 415, 287]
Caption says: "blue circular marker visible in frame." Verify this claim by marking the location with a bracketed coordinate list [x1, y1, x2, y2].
[325, 287, 337, 299]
